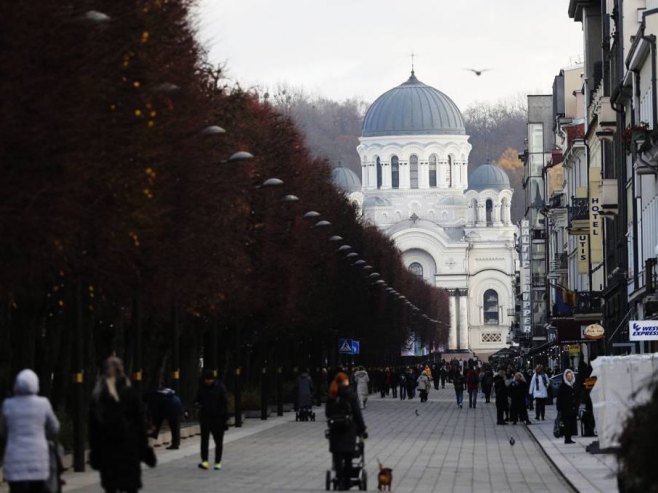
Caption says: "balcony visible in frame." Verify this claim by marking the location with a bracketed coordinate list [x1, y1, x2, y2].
[549, 253, 568, 272]
[568, 197, 589, 234]
[532, 274, 546, 288]
[574, 291, 602, 318]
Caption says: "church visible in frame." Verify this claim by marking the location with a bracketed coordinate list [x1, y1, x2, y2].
[332, 71, 518, 358]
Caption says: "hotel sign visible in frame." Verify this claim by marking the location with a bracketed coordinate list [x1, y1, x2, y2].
[577, 234, 589, 274]
[590, 178, 603, 264]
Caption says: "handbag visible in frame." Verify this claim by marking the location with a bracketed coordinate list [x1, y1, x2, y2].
[553, 412, 564, 438]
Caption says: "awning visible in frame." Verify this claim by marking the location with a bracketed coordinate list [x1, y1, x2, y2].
[526, 340, 557, 357]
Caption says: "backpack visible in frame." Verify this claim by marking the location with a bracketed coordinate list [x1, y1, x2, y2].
[327, 395, 353, 432]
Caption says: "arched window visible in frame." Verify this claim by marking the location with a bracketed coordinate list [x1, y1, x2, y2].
[486, 199, 493, 226]
[483, 289, 499, 325]
[376, 156, 382, 189]
[409, 154, 419, 189]
[429, 154, 437, 187]
[447, 155, 453, 187]
[391, 155, 399, 189]
[409, 262, 423, 277]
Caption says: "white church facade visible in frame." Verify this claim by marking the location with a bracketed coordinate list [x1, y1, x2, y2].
[333, 71, 518, 357]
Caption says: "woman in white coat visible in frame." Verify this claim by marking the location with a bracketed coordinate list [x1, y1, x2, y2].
[352, 367, 370, 409]
[1, 369, 60, 493]
[528, 364, 549, 421]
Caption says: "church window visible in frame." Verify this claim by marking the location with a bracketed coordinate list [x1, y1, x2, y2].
[376, 156, 382, 189]
[486, 199, 493, 226]
[409, 262, 423, 277]
[409, 155, 419, 189]
[391, 155, 399, 189]
[429, 154, 437, 187]
[483, 289, 499, 325]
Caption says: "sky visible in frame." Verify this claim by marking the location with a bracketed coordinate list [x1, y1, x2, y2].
[193, 0, 584, 110]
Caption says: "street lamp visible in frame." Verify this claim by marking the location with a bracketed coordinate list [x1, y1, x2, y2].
[220, 151, 254, 164]
[303, 210, 321, 220]
[346, 252, 359, 258]
[328, 235, 343, 242]
[354, 260, 366, 266]
[282, 194, 299, 202]
[259, 178, 284, 188]
[83, 10, 111, 23]
[337, 245, 352, 252]
[201, 125, 226, 135]
[315, 220, 332, 227]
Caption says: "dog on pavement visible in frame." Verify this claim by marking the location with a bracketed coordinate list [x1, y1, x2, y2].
[377, 459, 393, 491]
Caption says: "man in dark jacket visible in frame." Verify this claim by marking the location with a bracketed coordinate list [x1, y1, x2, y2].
[326, 372, 366, 491]
[195, 369, 229, 470]
[148, 385, 183, 449]
[493, 369, 508, 425]
[453, 369, 465, 408]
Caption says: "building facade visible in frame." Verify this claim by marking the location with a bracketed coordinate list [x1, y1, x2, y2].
[355, 71, 519, 358]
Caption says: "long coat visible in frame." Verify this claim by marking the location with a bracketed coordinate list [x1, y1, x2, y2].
[556, 381, 578, 435]
[325, 386, 366, 454]
[493, 375, 508, 410]
[89, 378, 149, 492]
[1, 370, 60, 482]
[353, 370, 370, 400]
[295, 373, 314, 410]
[509, 380, 528, 416]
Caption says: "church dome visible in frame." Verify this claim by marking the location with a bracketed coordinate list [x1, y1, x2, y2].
[362, 72, 465, 137]
[331, 166, 361, 193]
[468, 164, 511, 191]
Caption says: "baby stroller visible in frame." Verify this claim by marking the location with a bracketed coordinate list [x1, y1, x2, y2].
[295, 406, 316, 421]
[325, 436, 367, 491]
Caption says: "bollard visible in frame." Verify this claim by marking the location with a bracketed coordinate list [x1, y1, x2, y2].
[260, 367, 268, 420]
[276, 367, 283, 416]
[234, 367, 242, 427]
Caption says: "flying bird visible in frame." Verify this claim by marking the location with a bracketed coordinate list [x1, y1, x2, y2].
[415, 409, 419, 416]
[509, 437, 515, 446]
[465, 68, 492, 76]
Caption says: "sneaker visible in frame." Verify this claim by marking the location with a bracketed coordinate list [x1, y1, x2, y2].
[214, 462, 222, 470]
[166, 445, 179, 450]
[198, 461, 209, 470]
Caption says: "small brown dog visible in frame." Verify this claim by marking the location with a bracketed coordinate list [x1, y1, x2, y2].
[377, 459, 393, 491]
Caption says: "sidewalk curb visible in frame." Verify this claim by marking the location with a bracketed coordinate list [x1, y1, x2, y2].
[525, 424, 579, 493]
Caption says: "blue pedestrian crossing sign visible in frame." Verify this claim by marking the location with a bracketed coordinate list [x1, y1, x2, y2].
[338, 338, 360, 355]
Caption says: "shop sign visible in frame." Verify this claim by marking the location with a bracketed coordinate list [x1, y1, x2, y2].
[583, 323, 605, 340]
[629, 320, 658, 341]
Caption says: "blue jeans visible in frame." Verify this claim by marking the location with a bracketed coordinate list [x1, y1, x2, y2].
[455, 389, 464, 406]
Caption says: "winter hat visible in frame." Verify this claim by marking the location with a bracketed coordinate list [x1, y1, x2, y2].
[563, 369, 575, 386]
[14, 369, 39, 395]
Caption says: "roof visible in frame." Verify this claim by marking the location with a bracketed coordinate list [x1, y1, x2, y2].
[331, 166, 361, 193]
[468, 164, 511, 191]
[362, 72, 465, 137]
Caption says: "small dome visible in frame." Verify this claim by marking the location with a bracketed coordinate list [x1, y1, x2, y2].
[468, 164, 511, 191]
[331, 166, 361, 193]
[362, 72, 465, 137]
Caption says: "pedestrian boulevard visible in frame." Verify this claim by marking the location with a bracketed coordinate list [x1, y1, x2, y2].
[63, 387, 573, 493]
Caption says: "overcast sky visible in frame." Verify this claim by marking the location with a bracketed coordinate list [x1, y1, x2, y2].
[194, 0, 583, 110]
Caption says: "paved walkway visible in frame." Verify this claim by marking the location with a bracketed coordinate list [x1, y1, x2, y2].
[62, 387, 573, 493]
[525, 403, 618, 493]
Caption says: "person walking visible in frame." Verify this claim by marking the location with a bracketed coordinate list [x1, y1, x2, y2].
[325, 372, 366, 491]
[390, 368, 398, 398]
[194, 369, 229, 470]
[148, 384, 183, 449]
[481, 367, 494, 403]
[398, 371, 407, 400]
[295, 369, 315, 415]
[416, 368, 432, 403]
[493, 369, 509, 425]
[509, 372, 531, 425]
[528, 365, 549, 421]
[466, 366, 479, 409]
[352, 367, 370, 409]
[89, 357, 156, 493]
[1, 369, 60, 493]
[405, 368, 416, 400]
[556, 369, 577, 444]
[453, 369, 465, 408]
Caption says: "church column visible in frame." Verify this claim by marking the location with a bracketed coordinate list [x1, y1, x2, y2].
[361, 161, 369, 189]
[462, 161, 469, 189]
[448, 294, 457, 350]
[382, 161, 391, 189]
[438, 159, 448, 189]
[419, 160, 429, 189]
[476, 199, 486, 227]
[368, 162, 377, 190]
[502, 200, 511, 224]
[399, 159, 409, 189]
[459, 291, 469, 350]
[493, 199, 502, 226]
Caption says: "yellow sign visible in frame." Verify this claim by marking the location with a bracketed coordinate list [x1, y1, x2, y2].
[568, 344, 581, 355]
[577, 234, 589, 274]
[590, 178, 603, 264]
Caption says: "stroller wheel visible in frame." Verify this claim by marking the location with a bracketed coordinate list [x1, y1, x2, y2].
[325, 470, 331, 491]
[359, 469, 367, 491]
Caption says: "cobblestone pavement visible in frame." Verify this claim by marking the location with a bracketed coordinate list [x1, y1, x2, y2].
[68, 387, 573, 493]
